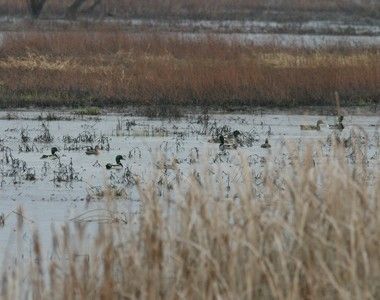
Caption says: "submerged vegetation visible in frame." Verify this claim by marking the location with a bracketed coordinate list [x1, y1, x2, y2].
[1, 139, 379, 299]
[74, 106, 101, 116]
[0, 32, 378, 108]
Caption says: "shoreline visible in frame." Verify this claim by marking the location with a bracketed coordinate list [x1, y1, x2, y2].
[0, 17, 378, 36]
[0, 104, 378, 117]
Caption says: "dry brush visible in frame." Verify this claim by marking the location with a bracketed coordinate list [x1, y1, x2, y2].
[1, 140, 380, 299]
[0, 32, 378, 108]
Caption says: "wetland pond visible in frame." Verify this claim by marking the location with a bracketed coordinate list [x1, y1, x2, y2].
[0, 109, 378, 263]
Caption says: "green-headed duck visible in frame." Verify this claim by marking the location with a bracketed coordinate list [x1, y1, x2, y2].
[106, 155, 125, 170]
[219, 135, 237, 151]
[329, 116, 344, 130]
[41, 147, 59, 159]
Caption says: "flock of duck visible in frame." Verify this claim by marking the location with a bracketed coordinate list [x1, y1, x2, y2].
[40, 116, 345, 169]
[40, 145, 126, 170]
[218, 115, 345, 150]
[300, 115, 344, 131]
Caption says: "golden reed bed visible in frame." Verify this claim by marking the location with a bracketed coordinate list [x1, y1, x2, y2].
[1, 140, 379, 299]
[0, 32, 378, 108]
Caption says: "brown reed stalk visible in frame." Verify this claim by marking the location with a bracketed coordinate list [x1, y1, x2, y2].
[0, 140, 379, 299]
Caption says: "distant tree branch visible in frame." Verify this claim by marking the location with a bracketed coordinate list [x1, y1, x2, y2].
[66, 0, 87, 20]
[66, 0, 102, 20]
[82, 0, 102, 14]
[27, 0, 47, 19]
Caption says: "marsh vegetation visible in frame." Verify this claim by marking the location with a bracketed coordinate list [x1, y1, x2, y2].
[0, 33, 378, 108]
[0, 110, 380, 299]
[0, 109, 378, 299]
[0, 1, 378, 298]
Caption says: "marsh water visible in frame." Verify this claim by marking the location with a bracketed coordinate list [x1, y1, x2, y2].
[0, 110, 378, 263]
[0, 30, 380, 49]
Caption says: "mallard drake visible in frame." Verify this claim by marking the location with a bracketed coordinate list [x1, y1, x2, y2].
[329, 123, 344, 130]
[41, 147, 59, 159]
[106, 155, 125, 170]
[231, 130, 241, 139]
[219, 135, 237, 151]
[85, 145, 100, 155]
[229, 130, 242, 145]
[261, 138, 271, 149]
[329, 116, 344, 130]
[300, 120, 324, 131]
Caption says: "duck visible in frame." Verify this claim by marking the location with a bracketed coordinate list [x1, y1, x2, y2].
[329, 115, 344, 130]
[300, 120, 324, 131]
[106, 155, 125, 170]
[85, 145, 100, 155]
[229, 130, 242, 145]
[329, 123, 344, 130]
[208, 130, 241, 144]
[41, 147, 59, 159]
[261, 138, 271, 149]
[219, 135, 237, 151]
[231, 130, 241, 139]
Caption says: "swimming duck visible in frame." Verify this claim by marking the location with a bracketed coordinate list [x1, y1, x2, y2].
[231, 130, 241, 139]
[219, 135, 237, 151]
[85, 145, 100, 155]
[208, 130, 241, 144]
[106, 155, 125, 170]
[300, 120, 324, 131]
[41, 147, 59, 159]
[229, 130, 242, 145]
[261, 138, 271, 149]
[329, 116, 344, 130]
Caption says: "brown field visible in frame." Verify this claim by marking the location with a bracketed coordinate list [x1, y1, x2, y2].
[0, 0, 379, 19]
[1, 142, 379, 299]
[0, 32, 378, 108]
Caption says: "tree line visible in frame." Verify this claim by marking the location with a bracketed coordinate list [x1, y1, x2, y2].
[28, 0, 102, 19]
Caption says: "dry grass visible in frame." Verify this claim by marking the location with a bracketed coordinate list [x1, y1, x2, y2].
[0, 0, 379, 19]
[0, 32, 378, 108]
[1, 140, 379, 299]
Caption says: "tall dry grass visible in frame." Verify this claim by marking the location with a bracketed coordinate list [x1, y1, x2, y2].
[0, 0, 379, 19]
[0, 32, 378, 108]
[1, 140, 379, 299]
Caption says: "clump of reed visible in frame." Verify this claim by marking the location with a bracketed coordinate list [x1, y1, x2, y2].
[1, 140, 379, 299]
[74, 107, 101, 116]
[0, 32, 378, 108]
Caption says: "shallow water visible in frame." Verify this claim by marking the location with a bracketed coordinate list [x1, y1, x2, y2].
[127, 19, 380, 35]
[0, 110, 378, 263]
[0, 28, 379, 48]
[180, 32, 380, 47]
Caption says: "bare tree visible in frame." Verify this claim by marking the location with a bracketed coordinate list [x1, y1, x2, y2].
[27, 0, 47, 19]
[66, 0, 102, 20]
[83, 0, 102, 14]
